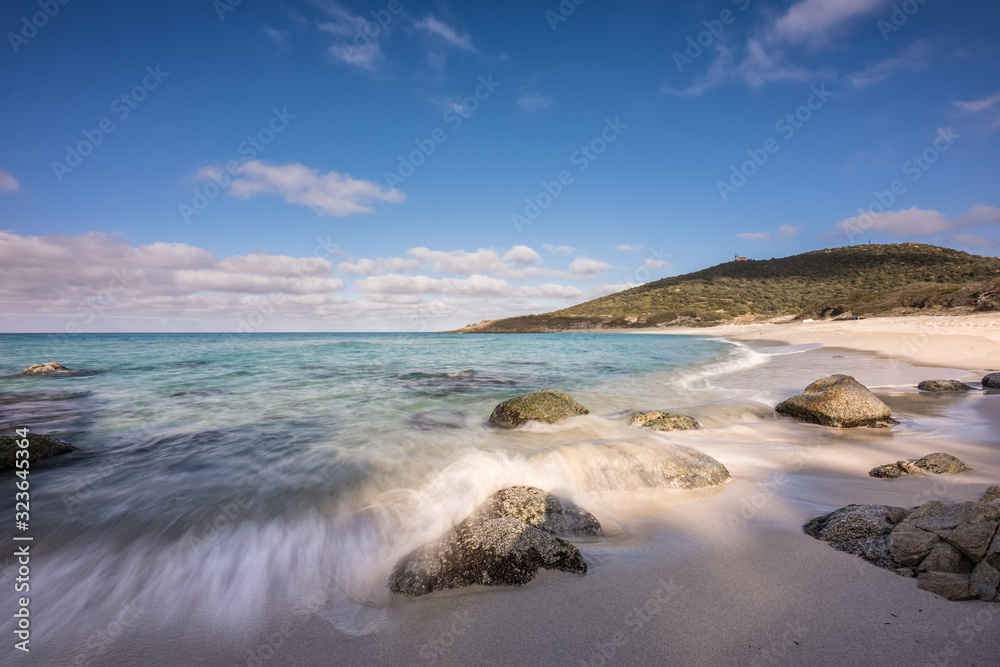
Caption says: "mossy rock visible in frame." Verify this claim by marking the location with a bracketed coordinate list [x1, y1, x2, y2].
[488, 390, 589, 428]
[0, 433, 75, 472]
[630, 411, 700, 431]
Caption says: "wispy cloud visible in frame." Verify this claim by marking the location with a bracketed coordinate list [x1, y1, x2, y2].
[263, 25, 291, 50]
[952, 233, 998, 248]
[543, 243, 576, 255]
[518, 93, 554, 113]
[316, 1, 387, 71]
[847, 39, 932, 88]
[954, 91, 1000, 113]
[615, 244, 642, 251]
[202, 161, 405, 217]
[0, 169, 20, 193]
[735, 225, 800, 242]
[413, 16, 475, 52]
[828, 204, 1000, 237]
[773, 0, 893, 45]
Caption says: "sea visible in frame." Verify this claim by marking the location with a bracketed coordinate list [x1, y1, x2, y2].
[0, 331, 900, 645]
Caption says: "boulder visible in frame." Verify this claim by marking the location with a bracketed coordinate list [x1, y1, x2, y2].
[916, 572, 975, 601]
[775, 375, 897, 428]
[629, 411, 700, 431]
[917, 380, 973, 392]
[23, 362, 70, 375]
[388, 487, 597, 596]
[804, 504, 907, 542]
[970, 562, 1000, 602]
[806, 488, 1000, 602]
[570, 441, 730, 490]
[0, 433, 75, 473]
[890, 523, 940, 568]
[983, 373, 1000, 389]
[918, 542, 974, 574]
[914, 453, 971, 475]
[489, 390, 589, 428]
[869, 461, 925, 479]
[476, 486, 602, 537]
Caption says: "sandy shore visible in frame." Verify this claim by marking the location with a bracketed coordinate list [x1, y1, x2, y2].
[24, 320, 1000, 667]
[643, 313, 1000, 371]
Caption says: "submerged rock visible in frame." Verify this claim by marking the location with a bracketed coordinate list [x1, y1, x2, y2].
[917, 380, 973, 392]
[488, 390, 589, 428]
[388, 486, 596, 596]
[805, 488, 1000, 602]
[0, 433, 75, 472]
[23, 362, 70, 375]
[477, 486, 602, 537]
[870, 453, 970, 479]
[775, 374, 896, 428]
[983, 373, 1000, 389]
[630, 411, 700, 431]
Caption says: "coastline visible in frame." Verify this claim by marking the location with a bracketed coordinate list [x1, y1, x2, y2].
[622, 313, 1000, 372]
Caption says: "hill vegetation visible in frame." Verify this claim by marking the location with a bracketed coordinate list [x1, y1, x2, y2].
[456, 244, 1000, 333]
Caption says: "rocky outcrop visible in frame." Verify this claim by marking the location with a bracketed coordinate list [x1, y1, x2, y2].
[0, 433, 75, 472]
[983, 373, 1000, 389]
[869, 453, 971, 479]
[630, 411, 700, 431]
[775, 375, 897, 428]
[917, 380, 973, 392]
[806, 487, 1000, 601]
[488, 390, 589, 428]
[23, 362, 70, 375]
[388, 487, 597, 596]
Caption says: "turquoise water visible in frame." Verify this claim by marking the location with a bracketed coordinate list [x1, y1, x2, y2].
[0, 332, 757, 636]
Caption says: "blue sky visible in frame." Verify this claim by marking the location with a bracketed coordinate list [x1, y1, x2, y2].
[1, 0, 999, 332]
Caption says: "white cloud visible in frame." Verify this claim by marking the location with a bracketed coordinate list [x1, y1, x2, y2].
[502, 245, 542, 265]
[569, 257, 613, 276]
[954, 91, 1000, 113]
[773, 0, 892, 44]
[778, 225, 800, 239]
[356, 273, 511, 297]
[336, 257, 421, 275]
[644, 259, 670, 270]
[952, 233, 998, 248]
[518, 93, 554, 113]
[317, 2, 387, 70]
[216, 161, 405, 217]
[0, 169, 20, 193]
[406, 247, 505, 275]
[830, 204, 1000, 237]
[847, 40, 932, 88]
[413, 16, 475, 52]
[736, 225, 801, 242]
[543, 243, 576, 255]
[615, 244, 642, 251]
[264, 25, 291, 48]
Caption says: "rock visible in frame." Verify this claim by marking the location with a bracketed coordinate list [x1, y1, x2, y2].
[903, 501, 978, 534]
[775, 374, 897, 428]
[388, 516, 587, 596]
[629, 412, 700, 432]
[0, 433, 75, 473]
[831, 536, 894, 570]
[983, 373, 1000, 389]
[987, 531, 1000, 571]
[947, 521, 999, 561]
[971, 562, 1000, 602]
[23, 362, 70, 375]
[983, 487, 1000, 504]
[804, 504, 908, 543]
[918, 542, 974, 574]
[569, 441, 730, 490]
[916, 572, 975, 601]
[913, 453, 971, 475]
[477, 486, 602, 537]
[869, 461, 925, 479]
[890, 523, 940, 568]
[488, 390, 589, 428]
[976, 500, 1000, 524]
[917, 380, 973, 392]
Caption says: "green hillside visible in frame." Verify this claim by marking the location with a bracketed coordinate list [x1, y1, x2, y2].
[457, 244, 1000, 332]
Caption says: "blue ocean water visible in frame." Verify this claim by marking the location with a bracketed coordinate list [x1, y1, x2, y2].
[0, 332, 760, 635]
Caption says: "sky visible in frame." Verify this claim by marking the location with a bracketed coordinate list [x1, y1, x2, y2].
[1, 0, 999, 333]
